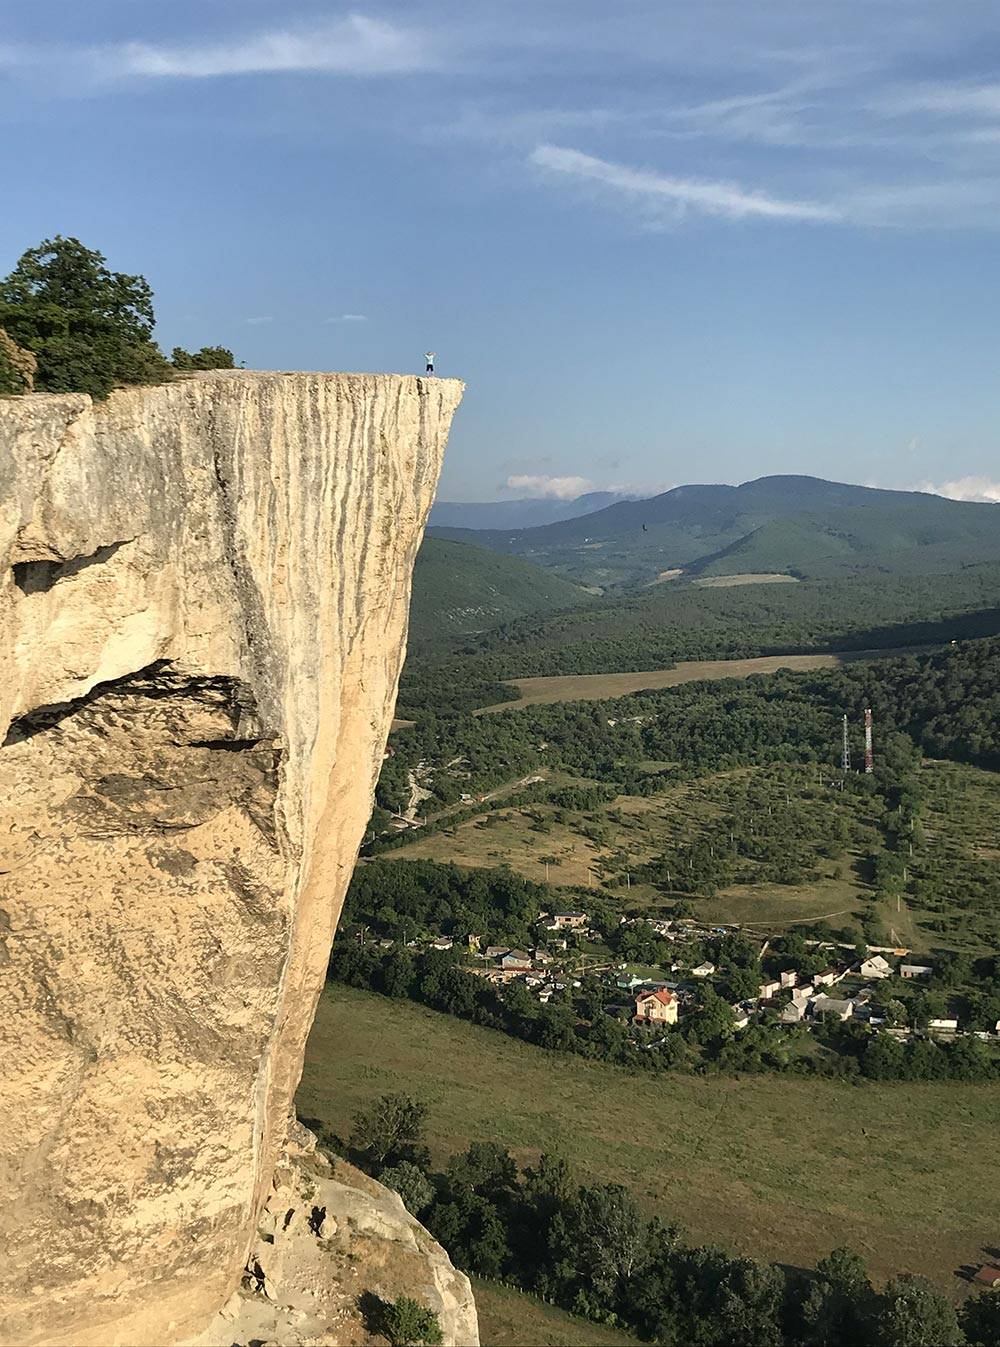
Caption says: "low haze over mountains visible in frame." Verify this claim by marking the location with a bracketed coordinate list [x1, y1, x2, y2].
[428, 490, 629, 531]
[429, 475, 1000, 590]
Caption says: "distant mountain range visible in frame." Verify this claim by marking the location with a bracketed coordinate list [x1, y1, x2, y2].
[428, 490, 629, 531]
[430, 475, 1000, 589]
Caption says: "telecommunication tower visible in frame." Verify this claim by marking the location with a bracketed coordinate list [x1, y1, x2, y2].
[841, 714, 851, 775]
[864, 707, 874, 774]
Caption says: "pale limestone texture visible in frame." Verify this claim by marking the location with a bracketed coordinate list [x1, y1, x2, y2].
[189, 1122, 479, 1347]
[0, 371, 463, 1346]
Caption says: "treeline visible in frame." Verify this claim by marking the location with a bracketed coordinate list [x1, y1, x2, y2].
[380, 638, 1000, 818]
[344, 860, 548, 949]
[399, 565, 1000, 710]
[328, 940, 1000, 1084]
[330, 1095, 1000, 1347]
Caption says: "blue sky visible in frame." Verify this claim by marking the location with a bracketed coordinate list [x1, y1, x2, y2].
[3, 2, 1000, 502]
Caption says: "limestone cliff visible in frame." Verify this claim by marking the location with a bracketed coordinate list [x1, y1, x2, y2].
[0, 371, 464, 1347]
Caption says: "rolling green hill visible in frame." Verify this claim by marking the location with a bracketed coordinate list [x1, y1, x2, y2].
[407, 537, 591, 653]
[430, 475, 1000, 588]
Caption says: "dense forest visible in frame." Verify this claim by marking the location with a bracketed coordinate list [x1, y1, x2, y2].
[400, 563, 1000, 708]
[382, 637, 1000, 818]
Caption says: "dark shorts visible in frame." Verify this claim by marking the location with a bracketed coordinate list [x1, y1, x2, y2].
[426, 364, 434, 373]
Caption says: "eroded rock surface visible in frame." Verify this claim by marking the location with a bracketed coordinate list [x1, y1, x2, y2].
[0, 372, 462, 1346]
[188, 1122, 479, 1347]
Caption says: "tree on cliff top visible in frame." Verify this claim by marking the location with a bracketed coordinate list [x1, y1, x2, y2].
[0, 236, 173, 398]
[171, 344, 236, 370]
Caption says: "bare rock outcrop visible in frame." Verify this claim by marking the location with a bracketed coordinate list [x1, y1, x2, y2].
[188, 1122, 478, 1347]
[0, 371, 463, 1346]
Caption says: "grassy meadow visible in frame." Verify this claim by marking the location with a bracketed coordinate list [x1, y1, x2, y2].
[299, 984, 1000, 1297]
[471, 1278, 641, 1346]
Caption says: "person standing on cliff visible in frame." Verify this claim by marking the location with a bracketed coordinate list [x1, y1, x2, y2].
[424, 351, 435, 374]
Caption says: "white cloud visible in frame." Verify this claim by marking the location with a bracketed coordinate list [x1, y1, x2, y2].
[244, 315, 273, 326]
[919, 476, 1000, 504]
[505, 474, 596, 499]
[112, 15, 435, 80]
[323, 313, 368, 323]
[530, 143, 839, 223]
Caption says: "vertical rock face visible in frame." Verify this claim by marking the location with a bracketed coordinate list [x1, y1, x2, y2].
[0, 372, 463, 1347]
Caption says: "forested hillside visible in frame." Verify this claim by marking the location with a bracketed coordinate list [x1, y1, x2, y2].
[399, 562, 1000, 712]
[407, 538, 592, 653]
[431, 476, 1000, 589]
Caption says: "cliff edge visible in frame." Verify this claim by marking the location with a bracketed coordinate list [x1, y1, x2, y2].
[0, 371, 464, 1346]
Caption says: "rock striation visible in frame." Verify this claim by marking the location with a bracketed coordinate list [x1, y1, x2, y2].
[0, 371, 463, 1347]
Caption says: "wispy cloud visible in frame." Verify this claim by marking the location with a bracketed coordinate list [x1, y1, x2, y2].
[505, 473, 595, 499]
[105, 15, 437, 80]
[323, 313, 368, 323]
[919, 476, 1000, 504]
[244, 315, 274, 326]
[530, 143, 839, 223]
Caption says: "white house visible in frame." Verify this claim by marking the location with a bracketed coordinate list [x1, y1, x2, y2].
[811, 994, 855, 1021]
[691, 962, 716, 979]
[900, 964, 932, 980]
[859, 955, 893, 980]
[928, 1017, 959, 1033]
[757, 979, 782, 1000]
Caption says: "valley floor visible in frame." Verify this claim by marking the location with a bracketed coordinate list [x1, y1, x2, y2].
[478, 645, 933, 712]
[299, 984, 998, 1300]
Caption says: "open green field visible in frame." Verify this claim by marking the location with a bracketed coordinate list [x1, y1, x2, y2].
[477, 646, 928, 713]
[472, 1278, 640, 1346]
[299, 985, 1000, 1297]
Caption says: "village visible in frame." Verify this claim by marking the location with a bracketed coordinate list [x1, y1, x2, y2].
[359, 906, 1000, 1049]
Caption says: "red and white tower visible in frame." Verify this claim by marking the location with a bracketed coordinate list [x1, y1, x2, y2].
[864, 707, 874, 774]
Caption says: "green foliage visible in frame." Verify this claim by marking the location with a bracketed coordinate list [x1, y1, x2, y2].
[381, 1160, 434, 1215]
[170, 345, 236, 370]
[0, 236, 172, 398]
[348, 1092, 429, 1172]
[360, 1293, 443, 1346]
[961, 1291, 1000, 1346]
[0, 326, 36, 394]
[342, 1101, 967, 1347]
[872, 1274, 963, 1346]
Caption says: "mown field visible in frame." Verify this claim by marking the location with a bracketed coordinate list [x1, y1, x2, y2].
[299, 984, 1000, 1297]
[471, 1278, 640, 1346]
[478, 646, 926, 713]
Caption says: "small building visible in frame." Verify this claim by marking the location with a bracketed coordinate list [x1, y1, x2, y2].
[484, 945, 509, 960]
[973, 1266, 1000, 1289]
[811, 995, 855, 1021]
[928, 1017, 959, 1033]
[430, 937, 454, 951]
[550, 911, 589, 930]
[757, 978, 782, 1000]
[691, 962, 716, 979]
[779, 970, 798, 989]
[731, 1007, 751, 1031]
[814, 966, 845, 987]
[634, 988, 679, 1025]
[780, 1001, 807, 1024]
[900, 964, 932, 980]
[859, 955, 893, 980]
[616, 974, 647, 992]
[500, 950, 532, 971]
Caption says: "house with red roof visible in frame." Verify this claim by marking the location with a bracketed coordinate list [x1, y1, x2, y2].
[634, 988, 678, 1025]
